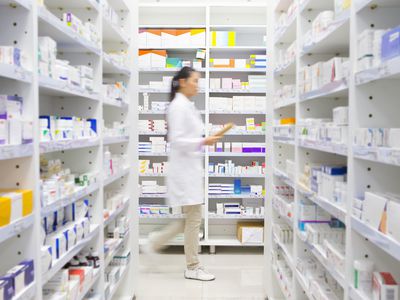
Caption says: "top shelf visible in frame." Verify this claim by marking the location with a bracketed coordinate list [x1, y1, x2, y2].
[0, 0, 31, 10]
[43, 0, 100, 11]
[356, 0, 400, 13]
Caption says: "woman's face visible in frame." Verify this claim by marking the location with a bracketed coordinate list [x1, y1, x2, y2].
[179, 71, 200, 99]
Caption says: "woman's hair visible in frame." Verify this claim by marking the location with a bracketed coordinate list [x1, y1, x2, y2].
[169, 66, 196, 101]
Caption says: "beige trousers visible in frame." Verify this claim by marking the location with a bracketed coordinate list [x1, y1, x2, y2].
[151, 204, 202, 270]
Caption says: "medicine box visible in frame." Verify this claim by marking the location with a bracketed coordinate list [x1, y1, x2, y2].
[237, 222, 264, 244]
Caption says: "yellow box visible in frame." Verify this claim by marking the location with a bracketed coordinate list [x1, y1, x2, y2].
[280, 118, 296, 125]
[0, 189, 33, 217]
[0, 197, 11, 227]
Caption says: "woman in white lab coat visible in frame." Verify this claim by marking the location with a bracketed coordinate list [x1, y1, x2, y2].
[144, 67, 220, 281]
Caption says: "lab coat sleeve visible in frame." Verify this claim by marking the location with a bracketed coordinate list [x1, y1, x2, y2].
[168, 104, 204, 152]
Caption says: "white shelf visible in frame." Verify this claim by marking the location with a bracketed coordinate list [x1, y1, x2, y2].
[355, 0, 400, 13]
[44, 0, 100, 11]
[353, 146, 400, 167]
[13, 282, 36, 300]
[105, 239, 124, 267]
[209, 110, 266, 115]
[273, 168, 295, 189]
[40, 138, 100, 154]
[274, 97, 296, 110]
[349, 285, 371, 300]
[104, 167, 130, 186]
[0, 63, 32, 83]
[301, 11, 350, 56]
[104, 198, 130, 227]
[295, 269, 314, 299]
[139, 173, 165, 177]
[273, 137, 295, 146]
[209, 89, 266, 94]
[299, 78, 348, 102]
[351, 217, 400, 261]
[209, 152, 265, 157]
[219, 131, 266, 136]
[107, 266, 128, 300]
[0, 144, 33, 161]
[38, 6, 101, 55]
[139, 214, 184, 219]
[139, 25, 206, 28]
[138, 131, 167, 136]
[302, 237, 346, 288]
[272, 265, 292, 300]
[39, 76, 100, 101]
[298, 140, 348, 156]
[208, 194, 264, 199]
[139, 193, 166, 198]
[41, 182, 101, 216]
[355, 56, 400, 86]
[209, 68, 267, 73]
[139, 46, 204, 50]
[139, 88, 205, 93]
[103, 54, 131, 76]
[274, 59, 296, 76]
[139, 67, 206, 72]
[208, 174, 265, 178]
[208, 213, 264, 220]
[297, 184, 347, 224]
[207, 237, 263, 247]
[103, 98, 129, 108]
[209, 46, 266, 52]
[42, 225, 100, 285]
[0, 214, 34, 244]
[102, 17, 130, 44]
[77, 268, 101, 300]
[273, 234, 294, 269]
[274, 14, 296, 44]
[103, 136, 130, 145]
[138, 152, 169, 157]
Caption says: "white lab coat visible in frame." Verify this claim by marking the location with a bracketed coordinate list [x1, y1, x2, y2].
[166, 93, 205, 207]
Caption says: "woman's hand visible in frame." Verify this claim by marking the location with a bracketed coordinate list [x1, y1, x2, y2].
[203, 135, 222, 146]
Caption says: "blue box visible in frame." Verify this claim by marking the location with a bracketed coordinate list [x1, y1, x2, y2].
[234, 179, 241, 194]
[0, 277, 14, 300]
[381, 25, 400, 61]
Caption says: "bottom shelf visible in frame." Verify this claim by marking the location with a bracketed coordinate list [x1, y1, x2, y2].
[107, 266, 128, 300]
[139, 236, 263, 247]
[14, 282, 36, 300]
[78, 268, 101, 300]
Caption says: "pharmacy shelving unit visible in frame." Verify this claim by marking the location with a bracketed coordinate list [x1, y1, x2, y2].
[0, 0, 137, 299]
[137, 0, 267, 252]
[266, 0, 400, 300]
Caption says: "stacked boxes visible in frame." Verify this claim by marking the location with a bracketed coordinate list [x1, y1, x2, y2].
[209, 96, 266, 112]
[299, 57, 350, 94]
[140, 181, 167, 195]
[138, 137, 169, 154]
[38, 36, 95, 92]
[139, 205, 170, 215]
[139, 160, 168, 175]
[102, 82, 127, 103]
[39, 116, 97, 142]
[210, 54, 266, 69]
[63, 12, 100, 46]
[0, 95, 33, 146]
[139, 28, 205, 48]
[209, 142, 265, 154]
[208, 182, 263, 196]
[209, 160, 265, 176]
[139, 120, 167, 133]
[0, 46, 27, 69]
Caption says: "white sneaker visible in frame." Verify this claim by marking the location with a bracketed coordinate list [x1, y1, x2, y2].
[184, 267, 215, 281]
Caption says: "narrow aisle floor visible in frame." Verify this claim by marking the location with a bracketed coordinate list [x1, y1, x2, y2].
[136, 248, 265, 300]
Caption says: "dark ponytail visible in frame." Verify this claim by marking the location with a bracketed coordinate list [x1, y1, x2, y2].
[169, 66, 196, 102]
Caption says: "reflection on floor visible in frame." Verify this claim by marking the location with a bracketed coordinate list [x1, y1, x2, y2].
[136, 247, 265, 300]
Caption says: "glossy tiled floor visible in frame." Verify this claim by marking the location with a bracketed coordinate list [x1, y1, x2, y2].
[136, 247, 266, 300]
